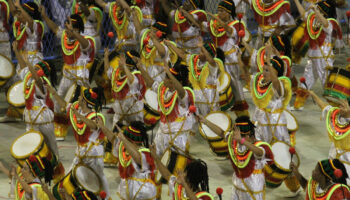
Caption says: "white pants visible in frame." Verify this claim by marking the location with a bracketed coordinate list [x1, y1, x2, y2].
[302, 57, 334, 90]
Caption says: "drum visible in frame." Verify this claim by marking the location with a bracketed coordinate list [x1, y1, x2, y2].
[324, 67, 350, 103]
[7, 81, 25, 108]
[11, 130, 57, 167]
[218, 72, 235, 111]
[284, 110, 299, 134]
[155, 149, 192, 184]
[64, 84, 80, 103]
[199, 111, 232, 157]
[52, 164, 102, 199]
[291, 22, 309, 64]
[264, 141, 300, 188]
[0, 53, 15, 80]
[143, 89, 160, 129]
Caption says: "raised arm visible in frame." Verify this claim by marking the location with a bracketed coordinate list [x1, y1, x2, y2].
[40, 6, 59, 34]
[78, 1, 91, 16]
[46, 85, 67, 111]
[66, 18, 90, 49]
[308, 91, 328, 110]
[150, 145, 172, 181]
[150, 31, 166, 58]
[199, 40, 216, 66]
[118, 0, 132, 13]
[207, 12, 233, 35]
[232, 126, 263, 157]
[312, 5, 329, 28]
[118, 131, 142, 165]
[164, 40, 187, 60]
[134, 57, 154, 88]
[120, 54, 135, 84]
[163, 60, 186, 98]
[242, 40, 254, 56]
[159, 0, 172, 18]
[12, 42, 26, 69]
[14, 1, 34, 30]
[198, 115, 226, 138]
[0, 161, 11, 179]
[8, 0, 17, 16]
[94, 0, 107, 10]
[293, 0, 306, 19]
[103, 48, 110, 75]
[132, 8, 142, 35]
[96, 118, 116, 142]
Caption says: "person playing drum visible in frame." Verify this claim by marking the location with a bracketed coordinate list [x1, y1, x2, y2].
[159, 0, 207, 54]
[150, 145, 213, 200]
[41, 9, 96, 140]
[165, 39, 225, 116]
[293, 0, 342, 110]
[203, 0, 250, 116]
[48, 86, 111, 199]
[308, 91, 350, 173]
[97, 121, 157, 200]
[291, 159, 350, 200]
[71, 0, 103, 51]
[137, 54, 195, 157]
[199, 115, 273, 200]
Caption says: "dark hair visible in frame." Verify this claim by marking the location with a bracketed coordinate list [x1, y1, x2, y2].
[71, 85, 82, 103]
[317, 0, 337, 19]
[169, 58, 190, 87]
[218, 0, 236, 19]
[22, 2, 41, 21]
[185, 159, 209, 193]
[235, 115, 256, 137]
[70, 14, 85, 33]
[270, 56, 285, 77]
[270, 35, 291, 58]
[216, 48, 225, 64]
[42, 157, 54, 184]
[130, 121, 149, 147]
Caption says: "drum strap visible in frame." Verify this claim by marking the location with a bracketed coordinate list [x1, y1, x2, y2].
[124, 177, 152, 200]
[27, 106, 47, 126]
[165, 116, 189, 156]
[265, 111, 282, 142]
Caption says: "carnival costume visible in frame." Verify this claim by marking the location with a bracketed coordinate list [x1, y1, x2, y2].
[0, 0, 10, 59]
[134, 0, 155, 28]
[170, 1, 207, 54]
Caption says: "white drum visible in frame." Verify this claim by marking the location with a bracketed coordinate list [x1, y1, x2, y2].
[0, 53, 14, 80]
[143, 89, 160, 128]
[284, 110, 299, 133]
[73, 164, 101, 193]
[7, 81, 25, 107]
[145, 89, 158, 112]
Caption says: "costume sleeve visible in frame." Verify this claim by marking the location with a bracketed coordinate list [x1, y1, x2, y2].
[323, 19, 333, 35]
[179, 89, 189, 107]
[322, 105, 332, 120]
[279, 12, 295, 28]
[255, 143, 273, 162]
[80, 37, 93, 53]
[249, 49, 258, 73]
[202, 21, 209, 31]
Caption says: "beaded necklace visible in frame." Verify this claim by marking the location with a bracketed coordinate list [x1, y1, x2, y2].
[307, 12, 323, 40]
[158, 82, 178, 116]
[61, 30, 80, 56]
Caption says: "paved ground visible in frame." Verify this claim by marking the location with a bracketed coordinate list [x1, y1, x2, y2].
[0, 47, 350, 199]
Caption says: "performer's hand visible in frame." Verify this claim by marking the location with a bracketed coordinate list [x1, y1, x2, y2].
[39, 5, 46, 17]
[119, 53, 126, 67]
[65, 18, 74, 33]
[96, 117, 104, 128]
[232, 125, 242, 142]
[197, 37, 204, 48]
[176, 170, 186, 185]
[290, 161, 298, 174]
[12, 41, 18, 51]
[149, 145, 157, 157]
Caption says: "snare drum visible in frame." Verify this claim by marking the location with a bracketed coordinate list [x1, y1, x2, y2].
[64, 84, 80, 103]
[284, 110, 299, 134]
[291, 22, 309, 64]
[7, 81, 25, 108]
[52, 164, 102, 199]
[218, 72, 235, 111]
[11, 130, 58, 167]
[199, 111, 231, 157]
[155, 149, 192, 184]
[324, 67, 350, 102]
[264, 141, 300, 188]
[143, 89, 160, 129]
[0, 53, 15, 80]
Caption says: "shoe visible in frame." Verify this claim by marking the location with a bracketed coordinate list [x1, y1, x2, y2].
[0, 115, 21, 123]
[283, 188, 301, 198]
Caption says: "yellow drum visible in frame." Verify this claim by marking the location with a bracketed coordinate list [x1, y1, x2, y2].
[264, 141, 300, 188]
[155, 149, 192, 184]
[199, 111, 232, 157]
[324, 67, 350, 103]
[218, 72, 235, 111]
[52, 164, 102, 199]
[11, 130, 57, 167]
[7, 81, 25, 108]
[291, 22, 309, 64]
[143, 89, 160, 129]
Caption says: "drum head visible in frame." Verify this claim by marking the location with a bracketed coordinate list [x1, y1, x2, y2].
[145, 89, 159, 111]
[284, 111, 298, 132]
[11, 131, 43, 159]
[64, 84, 77, 103]
[271, 141, 299, 170]
[156, 150, 170, 182]
[0, 53, 14, 79]
[73, 164, 101, 193]
[201, 112, 231, 138]
[7, 81, 25, 107]
[218, 73, 229, 92]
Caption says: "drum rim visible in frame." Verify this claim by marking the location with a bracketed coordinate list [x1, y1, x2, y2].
[0, 52, 15, 79]
[0, 78, 8, 87]
[7, 81, 25, 107]
[270, 140, 300, 171]
[144, 89, 159, 113]
[284, 110, 299, 132]
[218, 72, 231, 93]
[11, 130, 44, 160]
[72, 163, 102, 193]
[199, 111, 232, 141]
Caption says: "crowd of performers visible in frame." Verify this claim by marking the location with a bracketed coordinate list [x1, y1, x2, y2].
[0, 0, 350, 199]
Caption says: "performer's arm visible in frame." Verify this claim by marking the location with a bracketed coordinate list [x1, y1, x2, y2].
[0, 161, 11, 179]
[120, 55, 135, 84]
[197, 115, 226, 138]
[339, 99, 350, 118]
[79, 2, 91, 17]
[199, 39, 216, 66]
[207, 12, 233, 35]
[12, 42, 26, 70]
[150, 31, 166, 58]
[118, 0, 132, 13]
[164, 40, 187, 60]
[293, 0, 306, 19]
[46, 85, 67, 111]
[232, 126, 264, 157]
[309, 91, 328, 110]
[163, 60, 186, 98]
[94, 0, 107, 10]
[132, 8, 142, 36]
[103, 48, 110, 76]
[134, 57, 154, 88]
[179, 8, 201, 29]
[15, 168, 33, 194]
[8, 0, 17, 16]
[117, 131, 142, 165]
[159, 0, 172, 18]
[41, 182, 56, 200]
[40, 6, 59, 34]
[96, 118, 116, 142]
[150, 145, 172, 182]
[176, 171, 199, 200]
[290, 162, 308, 190]
[65, 18, 90, 49]
[14, 1, 34, 30]
[312, 5, 329, 28]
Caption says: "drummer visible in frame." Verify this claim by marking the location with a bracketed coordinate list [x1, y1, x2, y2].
[199, 115, 273, 200]
[291, 159, 350, 200]
[293, 0, 341, 110]
[164, 39, 225, 116]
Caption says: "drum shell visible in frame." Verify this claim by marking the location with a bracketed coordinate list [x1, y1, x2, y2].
[219, 73, 235, 111]
[324, 67, 350, 101]
[291, 22, 309, 63]
[143, 104, 160, 129]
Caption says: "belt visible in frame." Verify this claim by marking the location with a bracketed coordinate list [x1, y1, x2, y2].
[143, 14, 153, 19]
[64, 65, 87, 70]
